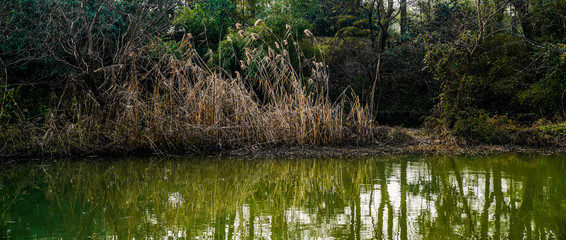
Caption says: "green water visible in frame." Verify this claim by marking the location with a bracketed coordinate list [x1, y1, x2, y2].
[1, 154, 565, 239]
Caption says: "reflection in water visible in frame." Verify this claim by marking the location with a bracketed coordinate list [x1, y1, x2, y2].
[1, 154, 565, 239]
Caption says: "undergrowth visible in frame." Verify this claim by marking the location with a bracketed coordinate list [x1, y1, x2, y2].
[425, 110, 566, 147]
[0, 23, 376, 157]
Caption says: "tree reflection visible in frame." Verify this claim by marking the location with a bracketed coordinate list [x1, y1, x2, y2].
[400, 160, 408, 240]
[1, 154, 565, 239]
[480, 163, 491, 240]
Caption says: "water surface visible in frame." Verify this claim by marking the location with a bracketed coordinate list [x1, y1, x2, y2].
[1, 154, 565, 239]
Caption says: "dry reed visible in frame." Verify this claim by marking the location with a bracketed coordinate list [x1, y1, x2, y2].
[1, 24, 376, 156]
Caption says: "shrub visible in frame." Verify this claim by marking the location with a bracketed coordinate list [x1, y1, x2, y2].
[511, 129, 555, 147]
[0, 85, 20, 123]
[174, 0, 236, 54]
[537, 121, 566, 140]
[453, 111, 518, 144]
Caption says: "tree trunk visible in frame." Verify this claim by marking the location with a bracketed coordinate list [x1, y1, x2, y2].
[400, 0, 407, 37]
[378, 25, 388, 52]
[370, 53, 382, 115]
[512, 0, 535, 39]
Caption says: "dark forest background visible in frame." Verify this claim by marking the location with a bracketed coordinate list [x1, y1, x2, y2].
[1, 0, 565, 151]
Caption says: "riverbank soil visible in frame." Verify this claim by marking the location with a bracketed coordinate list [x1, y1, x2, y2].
[228, 126, 566, 158]
[2, 125, 565, 161]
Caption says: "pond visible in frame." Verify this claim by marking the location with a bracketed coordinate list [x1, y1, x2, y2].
[1, 154, 565, 239]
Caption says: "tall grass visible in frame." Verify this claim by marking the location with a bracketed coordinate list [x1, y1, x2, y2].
[1, 23, 375, 156]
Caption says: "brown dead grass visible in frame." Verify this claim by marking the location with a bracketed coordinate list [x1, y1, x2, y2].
[2, 30, 376, 157]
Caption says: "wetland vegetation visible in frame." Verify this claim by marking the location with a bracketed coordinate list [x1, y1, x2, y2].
[2, 2, 566, 239]
[1, 0, 566, 157]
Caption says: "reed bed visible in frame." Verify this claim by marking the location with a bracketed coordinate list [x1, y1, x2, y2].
[2, 24, 375, 156]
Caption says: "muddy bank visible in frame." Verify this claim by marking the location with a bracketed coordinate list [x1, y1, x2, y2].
[228, 144, 566, 159]
[2, 127, 565, 162]
[227, 127, 566, 158]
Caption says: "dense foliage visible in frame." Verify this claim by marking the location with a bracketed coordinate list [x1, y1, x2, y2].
[1, 0, 566, 155]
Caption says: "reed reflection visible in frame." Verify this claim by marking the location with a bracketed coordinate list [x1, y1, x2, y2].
[1, 154, 565, 239]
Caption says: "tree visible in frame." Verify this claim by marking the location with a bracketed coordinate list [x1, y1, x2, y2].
[401, 0, 407, 36]
[512, 0, 566, 41]
[0, 0, 181, 109]
[359, 0, 402, 114]
[423, 0, 515, 131]
[43, 0, 180, 105]
[0, 0, 52, 84]
[175, 0, 235, 53]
